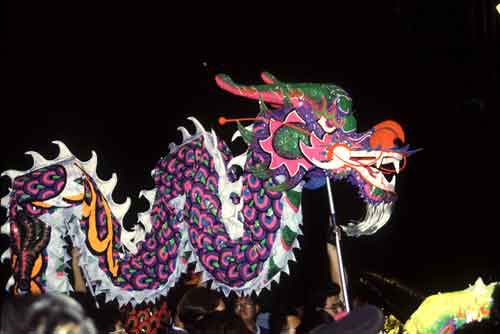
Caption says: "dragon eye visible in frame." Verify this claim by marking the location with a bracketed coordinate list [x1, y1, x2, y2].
[228, 165, 243, 182]
[229, 192, 241, 205]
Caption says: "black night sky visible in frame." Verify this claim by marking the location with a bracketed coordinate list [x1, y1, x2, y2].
[2, 0, 499, 320]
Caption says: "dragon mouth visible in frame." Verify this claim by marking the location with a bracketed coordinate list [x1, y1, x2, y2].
[349, 150, 403, 193]
[304, 142, 404, 193]
[300, 132, 405, 194]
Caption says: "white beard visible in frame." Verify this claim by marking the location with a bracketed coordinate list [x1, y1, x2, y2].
[341, 202, 393, 237]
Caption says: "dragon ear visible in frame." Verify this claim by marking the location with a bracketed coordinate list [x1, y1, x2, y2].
[236, 122, 254, 146]
[258, 98, 270, 115]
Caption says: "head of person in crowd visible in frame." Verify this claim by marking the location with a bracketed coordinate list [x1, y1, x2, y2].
[189, 310, 252, 334]
[166, 281, 192, 324]
[274, 305, 302, 334]
[91, 301, 127, 334]
[183, 263, 202, 287]
[309, 304, 384, 334]
[1, 293, 97, 334]
[231, 294, 263, 333]
[176, 286, 225, 331]
[311, 281, 344, 326]
[349, 276, 387, 311]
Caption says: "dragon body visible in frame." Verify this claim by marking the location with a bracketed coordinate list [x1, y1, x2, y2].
[1, 72, 410, 307]
[404, 278, 498, 334]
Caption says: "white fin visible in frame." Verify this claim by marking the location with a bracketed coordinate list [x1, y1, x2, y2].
[99, 173, 118, 196]
[1, 222, 10, 235]
[187, 117, 206, 134]
[221, 286, 231, 297]
[1, 169, 24, 180]
[177, 127, 191, 142]
[200, 271, 211, 284]
[283, 265, 290, 275]
[6, 275, 15, 290]
[25, 151, 48, 166]
[1, 191, 11, 208]
[112, 197, 131, 222]
[194, 261, 204, 273]
[139, 189, 156, 207]
[231, 130, 241, 142]
[137, 212, 152, 234]
[52, 140, 75, 161]
[80, 151, 98, 176]
[272, 273, 281, 284]
[210, 129, 219, 148]
[1, 248, 11, 263]
[168, 143, 178, 154]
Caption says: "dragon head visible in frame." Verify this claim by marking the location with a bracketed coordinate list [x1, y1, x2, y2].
[9, 209, 51, 294]
[216, 72, 413, 236]
[1, 162, 70, 294]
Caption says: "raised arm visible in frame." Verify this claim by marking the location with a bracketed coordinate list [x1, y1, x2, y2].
[71, 247, 87, 293]
[327, 243, 341, 288]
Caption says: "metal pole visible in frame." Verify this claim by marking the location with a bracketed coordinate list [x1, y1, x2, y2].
[325, 176, 350, 312]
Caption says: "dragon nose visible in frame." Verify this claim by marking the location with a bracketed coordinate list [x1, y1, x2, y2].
[370, 120, 405, 149]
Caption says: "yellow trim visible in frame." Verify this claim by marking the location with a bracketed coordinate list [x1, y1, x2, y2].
[83, 180, 111, 253]
[63, 192, 85, 202]
[31, 254, 42, 278]
[82, 177, 119, 277]
[32, 201, 52, 208]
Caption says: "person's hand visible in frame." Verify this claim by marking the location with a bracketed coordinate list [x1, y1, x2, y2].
[286, 315, 301, 332]
[327, 222, 340, 244]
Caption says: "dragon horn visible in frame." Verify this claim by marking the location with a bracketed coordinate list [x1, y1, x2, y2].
[216, 74, 347, 112]
[215, 74, 285, 105]
[260, 71, 280, 84]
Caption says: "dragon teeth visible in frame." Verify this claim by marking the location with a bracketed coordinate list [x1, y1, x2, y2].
[187, 116, 206, 134]
[390, 175, 396, 187]
[393, 160, 400, 174]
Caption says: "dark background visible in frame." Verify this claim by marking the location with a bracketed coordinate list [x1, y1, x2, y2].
[2, 0, 499, 319]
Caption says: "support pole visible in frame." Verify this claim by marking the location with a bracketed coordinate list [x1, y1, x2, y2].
[325, 176, 351, 312]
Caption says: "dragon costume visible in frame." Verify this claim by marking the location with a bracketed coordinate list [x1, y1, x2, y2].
[404, 278, 499, 334]
[1, 72, 410, 309]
